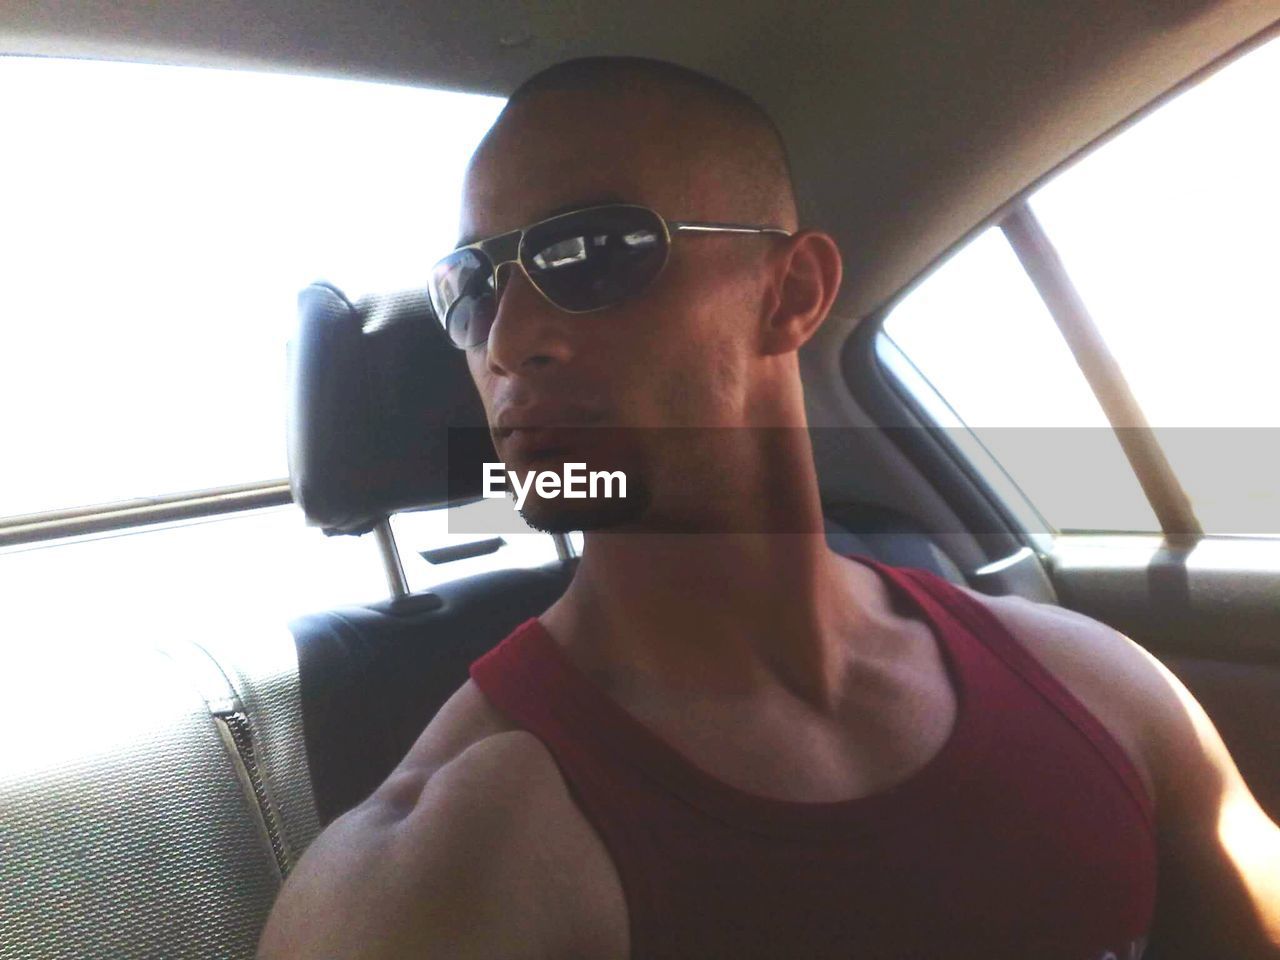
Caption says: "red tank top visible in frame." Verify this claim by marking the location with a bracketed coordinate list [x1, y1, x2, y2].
[469, 555, 1157, 959]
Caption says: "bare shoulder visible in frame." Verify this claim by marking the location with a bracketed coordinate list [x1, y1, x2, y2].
[384, 677, 528, 790]
[259, 683, 627, 960]
[953, 585, 1170, 702]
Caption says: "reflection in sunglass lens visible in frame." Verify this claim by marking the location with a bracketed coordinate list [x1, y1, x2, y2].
[522, 206, 668, 312]
[430, 248, 496, 349]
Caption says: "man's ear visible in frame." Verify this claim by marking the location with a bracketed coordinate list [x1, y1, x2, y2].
[759, 230, 843, 355]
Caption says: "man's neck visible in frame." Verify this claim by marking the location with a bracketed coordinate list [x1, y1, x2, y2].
[541, 527, 878, 716]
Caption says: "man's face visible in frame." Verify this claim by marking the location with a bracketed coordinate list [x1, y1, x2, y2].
[459, 91, 773, 532]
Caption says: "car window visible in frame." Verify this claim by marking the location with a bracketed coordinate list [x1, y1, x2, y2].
[878, 228, 1158, 536]
[0, 55, 560, 624]
[881, 33, 1280, 537]
[2, 507, 388, 647]
[1, 55, 502, 517]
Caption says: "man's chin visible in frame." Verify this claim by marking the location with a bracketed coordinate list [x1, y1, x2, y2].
[516, 493, 649, 534]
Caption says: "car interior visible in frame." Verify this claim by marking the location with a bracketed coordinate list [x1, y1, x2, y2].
[2, 2, 1279, 957]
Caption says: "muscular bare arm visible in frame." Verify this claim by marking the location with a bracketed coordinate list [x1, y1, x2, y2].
[970, 589, 1280, 958]
[1140, 647, 1280, 958]
[257, 731, 596, 960]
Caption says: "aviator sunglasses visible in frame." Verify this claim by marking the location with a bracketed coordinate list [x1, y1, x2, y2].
[428, 203, 792, 349]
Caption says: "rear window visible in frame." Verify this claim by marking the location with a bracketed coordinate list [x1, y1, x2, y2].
[0, 56, 563, 634]
[1, 55, 502, 518]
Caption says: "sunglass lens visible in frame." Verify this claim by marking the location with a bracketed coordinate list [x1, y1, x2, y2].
[430, 248, 496, 349]
[522, 206, 668, 312]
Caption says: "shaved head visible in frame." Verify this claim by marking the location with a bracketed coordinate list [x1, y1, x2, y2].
[468, 56, 798, 231]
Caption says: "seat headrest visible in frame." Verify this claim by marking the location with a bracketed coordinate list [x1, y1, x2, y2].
[286, 282, 496, 536]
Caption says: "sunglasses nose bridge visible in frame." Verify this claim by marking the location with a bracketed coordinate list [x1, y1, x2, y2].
[491, 257, 531, 300]
[480, 229, 522, 270]
[485, 230, 572, 313]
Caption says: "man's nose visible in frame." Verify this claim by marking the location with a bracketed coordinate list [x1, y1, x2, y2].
[484, 262, 574, 376]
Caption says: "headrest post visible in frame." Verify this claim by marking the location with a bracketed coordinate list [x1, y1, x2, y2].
[551, 532, 575, 561]
[373, 518, 409, 599]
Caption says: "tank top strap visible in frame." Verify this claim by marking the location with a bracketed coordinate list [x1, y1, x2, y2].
[866, 558, 1155, 832]
[469, 618, 603, 757]
[469, 617, 712, 796]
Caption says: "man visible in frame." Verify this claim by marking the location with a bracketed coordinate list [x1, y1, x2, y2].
[260, 57, 1280, 959]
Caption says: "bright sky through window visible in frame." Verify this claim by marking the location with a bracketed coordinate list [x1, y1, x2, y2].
[1029, 34, 1280, 430]
[0, 56, 503, 518]
[884, 34, 1280, 534]
[887, 33, 1280, 431]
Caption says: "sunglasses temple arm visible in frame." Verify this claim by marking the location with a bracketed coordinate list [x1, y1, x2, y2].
[669, 221, 793, 236]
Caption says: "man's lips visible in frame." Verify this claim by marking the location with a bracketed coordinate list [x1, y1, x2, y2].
[497, 426, 583, 463]
[493, 404, 604, 440]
